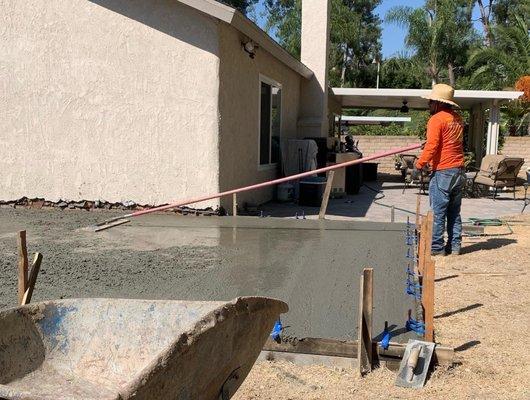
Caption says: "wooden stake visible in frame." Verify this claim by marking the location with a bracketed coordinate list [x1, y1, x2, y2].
[422, 258, 436, 342]
[232, 193, 238, 217]
[421, 211, 435, 341]
[17, 231, 29, 305]
[415, 194, 421, 228]
[424, 211, 434, 262]
[21, 252, 42, 305]
[319, 170, 335, 220]
[417, 216, 426, 276]
[357, 268, 374, 376]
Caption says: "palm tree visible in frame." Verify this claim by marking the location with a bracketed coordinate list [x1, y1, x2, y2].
[386, 0, 475, 86]
[466, 16, 530, 90]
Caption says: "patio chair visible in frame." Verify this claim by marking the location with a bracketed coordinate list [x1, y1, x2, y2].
[468, 155, 524, 199]
[397, 154, 430, 194]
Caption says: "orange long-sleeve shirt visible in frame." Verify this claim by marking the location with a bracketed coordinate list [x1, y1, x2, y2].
[416, 109, 464, 171]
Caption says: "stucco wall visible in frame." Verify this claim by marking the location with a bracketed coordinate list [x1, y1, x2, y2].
[354, 136, 422, 174]
[500, 137, 530, 177]
[1, 0, 221, 206]
[217, 22, 302, 208]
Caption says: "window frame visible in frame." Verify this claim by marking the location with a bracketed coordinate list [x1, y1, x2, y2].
[258, 74, 283, 171]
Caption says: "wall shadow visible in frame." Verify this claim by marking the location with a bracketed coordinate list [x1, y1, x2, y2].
[89, 0, 219, 55]
[461, 238, 517, 254]
[259, 182, 382, 219]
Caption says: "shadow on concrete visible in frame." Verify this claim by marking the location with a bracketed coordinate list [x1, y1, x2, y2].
[461, 238, 517, 254]
[435, 274, 459, 282]
[259, 182, 382, 219]
[89, 0, 219, 55]
[454, 340, 481, 352]
[434, 303, 483, 319]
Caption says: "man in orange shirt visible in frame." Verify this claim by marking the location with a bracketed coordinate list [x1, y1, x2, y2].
[416, 84, 465, 256]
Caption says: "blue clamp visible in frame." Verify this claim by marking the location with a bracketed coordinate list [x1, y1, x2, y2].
[379, 322, 391, 350]
[270, 318, 283, 342]
[406, 317, 425, 335]
[405, 277, 422, 300]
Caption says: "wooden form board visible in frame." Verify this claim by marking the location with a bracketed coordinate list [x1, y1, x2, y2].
[415, 194, 421, 228]
[358, 268, 374, 375]
[21, 253, 43, 305]
[318, 171, 335, 220]
[262, 337, 454, 366]
[17, 231, 28, 305]
[232, 193, 238, 217]
[16, 231, 43, 306]
[422, 258, 436, 342]
[417, 211, 435, 342]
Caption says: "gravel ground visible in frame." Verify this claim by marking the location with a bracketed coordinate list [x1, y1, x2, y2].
[234, 214, 530, 399]
[0, 208, 228, 309]
[1, 208, 528, 399]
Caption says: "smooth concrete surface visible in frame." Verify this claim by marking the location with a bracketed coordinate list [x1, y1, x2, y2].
[0, 210, 415, 343]
[1, 0, 221, 207]
[100, 215, 416, 342]
[0, 297, 287, 399]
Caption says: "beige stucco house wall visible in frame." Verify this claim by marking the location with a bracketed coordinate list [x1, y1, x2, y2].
[1, 0, 316, 209]
[1, 0, 222, 206]
[217, 23, 302, 209]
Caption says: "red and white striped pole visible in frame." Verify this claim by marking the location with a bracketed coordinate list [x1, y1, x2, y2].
[95, 143, 422, 226]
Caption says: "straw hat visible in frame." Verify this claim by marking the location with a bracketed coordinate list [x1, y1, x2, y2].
[422, 83, 460, 108]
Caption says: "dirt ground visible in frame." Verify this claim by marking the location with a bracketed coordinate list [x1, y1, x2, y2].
[0, 208, 528, 399]
[234, 214, 530, 400]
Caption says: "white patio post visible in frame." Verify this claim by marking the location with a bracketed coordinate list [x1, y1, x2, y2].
[486, 100, 500, 155]
[470, 104, 485, 166]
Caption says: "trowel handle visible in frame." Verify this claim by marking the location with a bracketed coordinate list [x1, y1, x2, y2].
[407, 346, 421, 368]
[406, 346, 422, 382]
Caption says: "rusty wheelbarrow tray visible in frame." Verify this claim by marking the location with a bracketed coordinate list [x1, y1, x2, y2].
[0, 297, 287, 400]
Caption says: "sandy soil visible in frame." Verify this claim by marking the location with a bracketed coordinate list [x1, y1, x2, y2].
[1, 208, 528, 398]
[234, 214, 530, 399]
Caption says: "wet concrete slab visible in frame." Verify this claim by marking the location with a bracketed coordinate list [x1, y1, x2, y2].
[0, 210, 416, 342]
[102, 215, 416, 341]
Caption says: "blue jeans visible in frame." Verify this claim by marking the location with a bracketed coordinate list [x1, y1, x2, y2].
[429, 168, 465, 254]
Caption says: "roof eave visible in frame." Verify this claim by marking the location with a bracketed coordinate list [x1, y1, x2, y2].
[178, 0, 313, 79]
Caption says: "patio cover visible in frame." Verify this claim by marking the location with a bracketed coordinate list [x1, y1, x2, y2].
[332, 88, 522, 110]
[332, 88, 523, 158]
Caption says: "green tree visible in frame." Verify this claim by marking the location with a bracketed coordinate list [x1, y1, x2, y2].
[265, 0, 382, 88]
[466, 16, 530, 89]
[386, 0, 477, 87]
[380, 53, 431, 89]
[223, 0, 258, 14]
[264, 0, 301, 57]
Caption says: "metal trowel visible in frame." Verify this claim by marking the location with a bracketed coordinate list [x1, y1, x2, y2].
[395, 339, 435, 389]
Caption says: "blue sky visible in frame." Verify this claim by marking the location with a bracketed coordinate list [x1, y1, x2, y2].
[252, 0, 484, 58]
